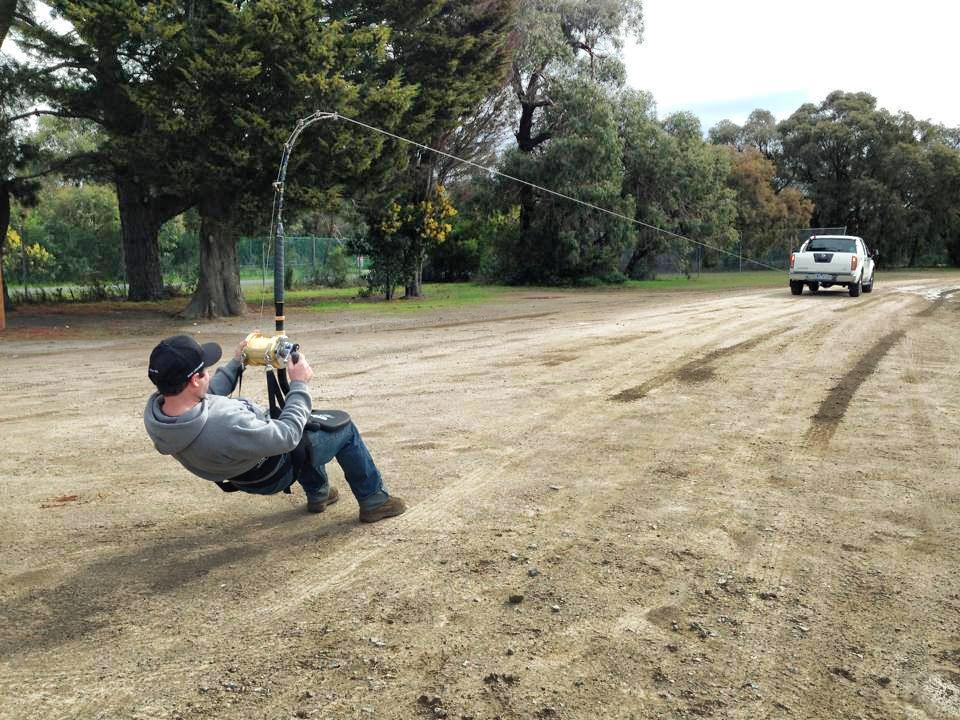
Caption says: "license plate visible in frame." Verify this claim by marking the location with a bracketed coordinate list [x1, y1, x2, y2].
[816, 273, 831, 281]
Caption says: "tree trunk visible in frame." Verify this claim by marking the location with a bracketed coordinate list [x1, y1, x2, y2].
[0, 183, 12, 313]
[0, 0, 16, 50]
[513, 94, 551, 284]
[116, 175, 165, 301]
[908, 235, 921, 267]
[516, 102, 548, 153]
[180, 195, 246, 319]
[404, 262, 423, 298]
[516, 183, 537, 281]
[403, 159, 435, 299]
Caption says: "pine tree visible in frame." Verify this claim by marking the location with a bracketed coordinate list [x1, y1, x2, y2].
[12, 1, 196, 300]
[170, 0, 418, 317]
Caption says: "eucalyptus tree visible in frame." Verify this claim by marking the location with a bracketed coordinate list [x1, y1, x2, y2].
[493, 77, 634, 283]
[724, 147, 812, 261]
[619, 96, 736, 277]
[509, 0, 642, 155]
[494, 0, 642, 281]
[778, 92, 882, 229]
[777, 91, 960, 266]
[707, 119, 743, 150]
[708, 113, 813, 261]
[925, 142, 960, 265]
[741, 109, 779, 160]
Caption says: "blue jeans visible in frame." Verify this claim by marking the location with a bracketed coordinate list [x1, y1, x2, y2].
[242, 421, 389, 510]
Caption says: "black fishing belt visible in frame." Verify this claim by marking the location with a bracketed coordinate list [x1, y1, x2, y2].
[214, 435, 312, 494]
[215, 453, 293, 493]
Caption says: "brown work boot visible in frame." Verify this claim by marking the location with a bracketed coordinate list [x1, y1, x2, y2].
[306, 486, 339, 513]
[359, 496, 406, 523]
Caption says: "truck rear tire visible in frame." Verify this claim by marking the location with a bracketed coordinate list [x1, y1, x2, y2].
[849, 275, 862, 297]
[790, 281, 803, 295]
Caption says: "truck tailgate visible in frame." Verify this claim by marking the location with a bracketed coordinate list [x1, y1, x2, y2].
[794, 252, 853, 273]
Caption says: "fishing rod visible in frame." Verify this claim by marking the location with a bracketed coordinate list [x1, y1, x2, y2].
[243, 112, 340, 418]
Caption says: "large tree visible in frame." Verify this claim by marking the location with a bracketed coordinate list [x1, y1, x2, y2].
[493, 77, 635, 283]
[13, 0, 424, 314]
[12, 0, 195, 300]
[169, 0, 420, 317]
[708, 112, 813, 263]
[509, 0, 642, 153]
[507, 0, 642, 249]
[724, 147, 812, 262]
[619, 97, 737, 278]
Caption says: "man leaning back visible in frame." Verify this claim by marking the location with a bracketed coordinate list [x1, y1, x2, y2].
[143, 334, 405, 523]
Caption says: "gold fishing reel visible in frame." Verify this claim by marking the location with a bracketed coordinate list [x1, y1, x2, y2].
[242, 331, 298, 369]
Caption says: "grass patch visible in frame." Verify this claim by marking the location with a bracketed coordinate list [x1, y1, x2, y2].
[245, 268, 960, 314]
[319, 284, 510, 312]
[243, 282, 515, 313]
[242, 274, 795, 311]
[244, 284, 360, 304]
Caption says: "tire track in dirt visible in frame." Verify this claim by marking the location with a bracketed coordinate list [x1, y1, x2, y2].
[379, 311, 557, 333]
[831, 293, 886, 313]
[609, 327, 792, 402]
[914, 291, 950, 317]
[804, 329, 906, 449]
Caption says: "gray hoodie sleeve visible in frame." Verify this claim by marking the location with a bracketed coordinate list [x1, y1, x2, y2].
[210, 380, 313, 459]
[210, 358, 243, 396]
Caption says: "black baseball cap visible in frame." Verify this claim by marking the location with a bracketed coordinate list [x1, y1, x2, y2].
[148, 335, 222, 390]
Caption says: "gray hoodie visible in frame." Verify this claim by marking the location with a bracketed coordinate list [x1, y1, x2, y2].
[143, 357, 312, 481]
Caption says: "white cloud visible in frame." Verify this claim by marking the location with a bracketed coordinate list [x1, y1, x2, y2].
[624, 0, 960, 128]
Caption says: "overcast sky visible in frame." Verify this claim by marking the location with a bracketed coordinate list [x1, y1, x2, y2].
[623, 0, 960, 132]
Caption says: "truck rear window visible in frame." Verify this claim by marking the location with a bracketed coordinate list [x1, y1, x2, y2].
[807, 239, 856, 253]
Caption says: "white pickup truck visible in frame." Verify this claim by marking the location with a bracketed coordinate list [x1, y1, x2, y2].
[789, 235, 877, 296]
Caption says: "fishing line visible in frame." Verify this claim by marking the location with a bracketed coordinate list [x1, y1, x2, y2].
[333, 113, 783, 272]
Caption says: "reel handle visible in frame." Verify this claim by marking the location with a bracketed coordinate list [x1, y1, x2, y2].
[290, 343, 301, 365]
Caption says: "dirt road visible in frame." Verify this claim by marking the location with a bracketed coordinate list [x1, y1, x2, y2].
[1, 274, 959, 720]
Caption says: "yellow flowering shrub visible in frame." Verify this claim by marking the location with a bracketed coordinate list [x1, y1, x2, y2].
[4, 228, 56, 276]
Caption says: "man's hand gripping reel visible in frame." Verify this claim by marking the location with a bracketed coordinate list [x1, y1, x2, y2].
[240, 331, 346, 429]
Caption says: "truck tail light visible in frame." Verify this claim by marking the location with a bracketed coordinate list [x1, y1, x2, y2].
[790, 253, 795, 269]
[851, 256, 858, 271]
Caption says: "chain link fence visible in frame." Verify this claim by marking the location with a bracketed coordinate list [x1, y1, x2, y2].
[238, 236, 368, 286]
[240, 228, 850, 287]
[636, 226, 847, 277]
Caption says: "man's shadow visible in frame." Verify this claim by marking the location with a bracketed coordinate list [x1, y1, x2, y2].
[0, 505, 356, 659]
